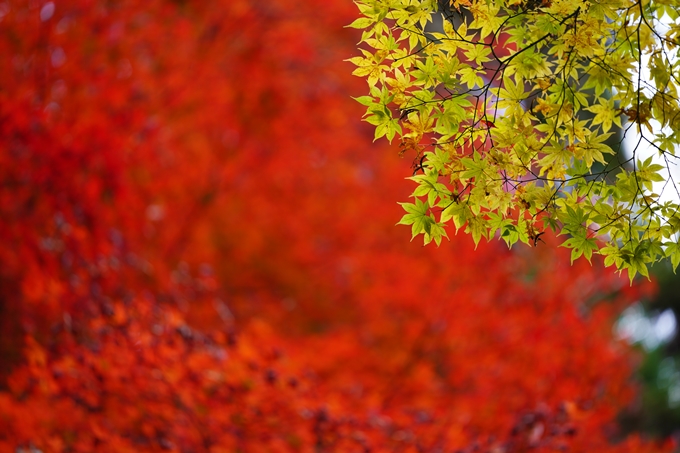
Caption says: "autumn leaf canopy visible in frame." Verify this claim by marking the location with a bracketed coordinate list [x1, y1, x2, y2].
[0, 0, 676, 452]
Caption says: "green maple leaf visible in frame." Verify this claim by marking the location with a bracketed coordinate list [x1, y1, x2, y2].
[397, 199, 434, 239]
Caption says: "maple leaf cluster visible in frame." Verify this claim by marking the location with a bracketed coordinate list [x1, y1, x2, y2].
[0, 0, 675, 452]
[349, 0, 680, 281]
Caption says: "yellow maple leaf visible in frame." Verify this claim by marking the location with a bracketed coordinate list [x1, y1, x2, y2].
[450, 0, 472, 12]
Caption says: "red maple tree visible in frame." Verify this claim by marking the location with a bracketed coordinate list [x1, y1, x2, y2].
[0, 0, 673, 452]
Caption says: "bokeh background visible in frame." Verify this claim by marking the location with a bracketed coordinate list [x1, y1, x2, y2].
[0, 0, 678, 451]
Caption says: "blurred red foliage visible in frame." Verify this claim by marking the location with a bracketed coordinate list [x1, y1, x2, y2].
[0, 0, 674, 452]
